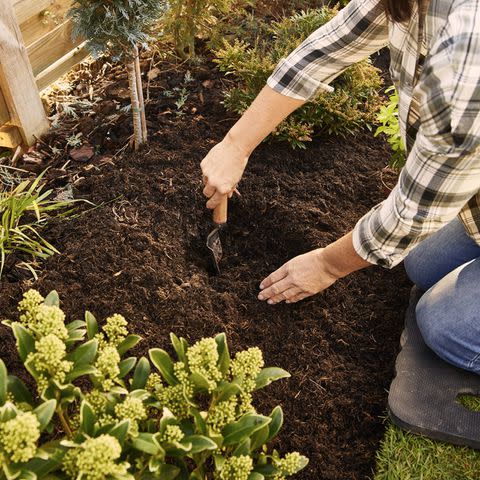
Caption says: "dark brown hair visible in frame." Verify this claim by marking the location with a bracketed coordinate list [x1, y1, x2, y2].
[383, 0, 415, 22]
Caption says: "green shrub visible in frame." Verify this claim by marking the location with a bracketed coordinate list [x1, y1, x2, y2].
[161, 0, 250, 59]
[374, 86, 406, 169]
[0, 290, 308, 480]
[214, 8, 384, 149]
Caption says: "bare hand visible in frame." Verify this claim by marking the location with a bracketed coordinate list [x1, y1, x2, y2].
[258, 249, 339, 304]
[201, 135, 249, 209]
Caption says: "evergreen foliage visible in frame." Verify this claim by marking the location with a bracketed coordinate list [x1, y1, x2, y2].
[214, 8, 384, 148]
[69, 0, 167, 60]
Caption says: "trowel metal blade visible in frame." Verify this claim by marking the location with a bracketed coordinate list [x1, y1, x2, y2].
[206, 225, 223, 274]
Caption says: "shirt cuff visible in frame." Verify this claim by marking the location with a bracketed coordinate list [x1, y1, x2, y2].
[352, 203, 406, 269]
[267, 57, 334, 101]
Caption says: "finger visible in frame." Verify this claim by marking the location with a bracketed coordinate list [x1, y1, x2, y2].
[228, 191, 233, 199]
[206, 190, 225, 209]
[259, 265, 288, 290]
[258, 278, 294, 301]
[202, 175, 208, 185]
[203, 183, 216, 199]
[266, 287, 301, 305]
[233, 188, 241, 197]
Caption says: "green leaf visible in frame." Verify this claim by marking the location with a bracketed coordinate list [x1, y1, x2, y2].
[85, 311, 98, 339]
[222, 414, 271, 446]
[149, 349, 177, 386]
[117, 334, 142, 356]
[170, 333, 187, 364]
[108, 420, 130, 446]
[215, 333, 230, 375]
[131, 357, 150, 390]
[12, 323, 35, 362]
[33, 399, 56, 431]
[66, 320, 85, 332]
[7, 375, 34, 405]
[68, 339, 98, 366]
[118, 357, 137, 378]
[215, 380, 242, 403]
[192, 409, 207, 435]
[67, 364, 97, 382]
[0, 359, 7, 405]
[44, 291, 59, 306]
[250, 424, 269, 451]
[233, 438, 251, 456]
[156, 464, 180, 480]
[249, 474, 265, 480]
[267, 406, 283, 442]
[189, 371, 211, 391]
[183, 435, 217, 454]
[80, 401, 96, 435]
[255, 368, 290, 390]
[132, 433, 161, 455]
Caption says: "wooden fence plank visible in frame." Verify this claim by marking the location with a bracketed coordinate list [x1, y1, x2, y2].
[27, 20, 81, 78]
[0, 126, 23, 149]
[0, 90, 10, 126]
[0, 0, 49, 146]
[19, 0, 73, 48]
[13, 0, 53, 25]
[36, 43, 89, 91]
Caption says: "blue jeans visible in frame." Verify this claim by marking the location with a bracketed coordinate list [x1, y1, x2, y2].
[404, 218, 480, 374]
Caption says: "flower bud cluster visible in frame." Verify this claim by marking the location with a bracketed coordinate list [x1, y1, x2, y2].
[207, 397, 237, 433]
[146, 369, 193, 420]
[161, 424, 184, 443]
[0, 411, 40, 464]
[103, 314, 128, 346]
[216, 455, 253, 480]
[187, 338, 222, 392]
[62, 435, 129, 480]
[274, 452, 306, 477]
[230, 348, 264, 393]
[94, 345, 121, 391]
[27, 334, 73, 390]
[114, 396, 147, 436]
[18, 290, 68, 341]
[85, 390, 108, 415]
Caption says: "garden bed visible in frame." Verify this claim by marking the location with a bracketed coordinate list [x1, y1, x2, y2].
[0, 58, 411, 479]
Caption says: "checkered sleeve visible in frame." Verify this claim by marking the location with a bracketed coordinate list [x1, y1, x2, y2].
[353, 1, 480, 268]
[267, 0, 388, 101]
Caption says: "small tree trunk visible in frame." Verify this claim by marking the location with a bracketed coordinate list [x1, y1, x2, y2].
[134, 45, 148, 143]
[126, 59, 142, 150]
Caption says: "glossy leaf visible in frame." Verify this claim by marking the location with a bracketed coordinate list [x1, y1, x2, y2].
[131, 357, 151, 390]
[85, 311, 98, 339]
[117, 334, 142, 356]
[33, 399, 56, 431]
[149, 349, 177, 385]
[255, 368, 290, 390]
[119, 357, 137, 378]
[222, 414, 271, 446]
[12, 323, 35, 361]
[44, 291, 59, 306]
[0, 359, 7, 405]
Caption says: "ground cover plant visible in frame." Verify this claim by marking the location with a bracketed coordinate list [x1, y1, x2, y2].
[214, 7, 384, 148]
[0, 170, 76, 279]
[0, 289, 307, 479]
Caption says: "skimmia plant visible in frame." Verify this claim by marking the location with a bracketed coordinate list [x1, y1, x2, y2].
[0, 290, 308, 480]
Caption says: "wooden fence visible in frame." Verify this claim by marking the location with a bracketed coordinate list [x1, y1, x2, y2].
[0, 0, 89, 148]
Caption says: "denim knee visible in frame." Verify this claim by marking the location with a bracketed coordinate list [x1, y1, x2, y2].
[415, 260, 480, 374]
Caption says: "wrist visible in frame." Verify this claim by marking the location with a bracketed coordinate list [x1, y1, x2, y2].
[315, 248, 344, 281]
[224, 127, 256, 157]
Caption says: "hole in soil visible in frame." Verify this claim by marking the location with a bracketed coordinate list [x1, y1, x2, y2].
[457, 393, 480, 412]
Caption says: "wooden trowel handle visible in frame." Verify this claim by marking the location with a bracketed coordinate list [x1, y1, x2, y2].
[213, 196, 228, 225]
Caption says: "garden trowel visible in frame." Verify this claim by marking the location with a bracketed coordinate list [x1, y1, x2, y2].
[206, 196, 228, 274]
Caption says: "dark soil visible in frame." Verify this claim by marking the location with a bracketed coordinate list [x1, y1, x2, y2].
[0, 56, 410, 480]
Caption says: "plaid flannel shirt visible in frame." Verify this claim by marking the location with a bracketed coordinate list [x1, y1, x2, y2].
[267, 0, 480, 268]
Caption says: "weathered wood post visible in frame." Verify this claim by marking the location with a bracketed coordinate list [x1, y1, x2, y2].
[0, 0, 49, 148]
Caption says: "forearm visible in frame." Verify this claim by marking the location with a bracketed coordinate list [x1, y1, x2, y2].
[321, 231, 372, 278]
[226, 86, 305, 155]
